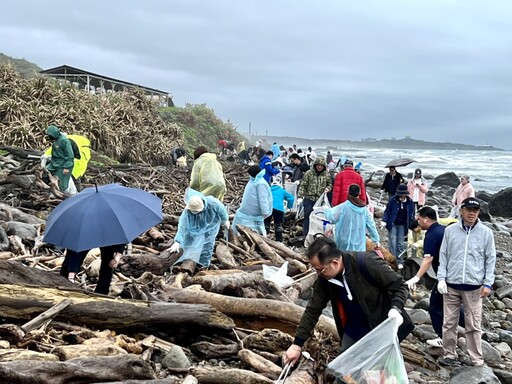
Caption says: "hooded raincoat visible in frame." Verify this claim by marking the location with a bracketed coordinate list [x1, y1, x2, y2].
[174, 189, 228, 267]
[232, 169, 273, 235]
[190, 153, 226, 201]
[325, 198, 379, 252]
[45, 125, 74, 191]
[45, 134, 91, 178]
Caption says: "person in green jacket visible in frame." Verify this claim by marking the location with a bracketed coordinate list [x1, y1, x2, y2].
[45, 125, 74, 191]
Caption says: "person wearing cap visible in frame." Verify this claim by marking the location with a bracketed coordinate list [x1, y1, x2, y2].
[407, 168, 429, 212]
[190, 146, 227, 202]
[325, 184, 380, 252]
[170, 189, 229, 268]
[264, 175, 295, 242]
[436, 197, 496, 367]
[232, 165, 273, 236]
[382, 184, 415, 269]
[332, 159, 367, 207]
[298, 156, 332, 236]
[450, 174, 475, 219]
[381, 166, 405, 199]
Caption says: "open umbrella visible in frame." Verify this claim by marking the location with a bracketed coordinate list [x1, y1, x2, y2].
[43, 183, 163, 252]
[385, 158, 416, 168]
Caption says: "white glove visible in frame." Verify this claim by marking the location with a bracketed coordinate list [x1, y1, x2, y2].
[437, 280, 448, 294]
[388, 307, 403, 326]
[406, 276, 420, 290]
[380, 221, 387, 228]
[296, 198, 303, 205]
[170, 242, 181, 253]
[40, 154, 51, 167]
[224, 220, 230, 229]
[293, 180, 301, 185]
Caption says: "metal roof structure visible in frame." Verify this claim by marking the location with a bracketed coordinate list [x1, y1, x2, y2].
[40, 65, 174, 107]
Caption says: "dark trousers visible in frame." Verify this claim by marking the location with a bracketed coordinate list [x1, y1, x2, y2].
[95, 244, 125, 295]
[302, 198, 315, 236]
[60, 250, 88, 277]
[429, 281, 465, 337]
[264, 209, 285, 241]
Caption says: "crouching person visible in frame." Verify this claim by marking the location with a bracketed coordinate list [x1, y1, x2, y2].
[284, 236, 414, 367]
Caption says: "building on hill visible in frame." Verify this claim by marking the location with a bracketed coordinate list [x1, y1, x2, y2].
[40, 65, 174, 107]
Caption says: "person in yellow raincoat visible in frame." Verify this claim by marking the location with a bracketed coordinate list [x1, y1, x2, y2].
[44, 134, 91, 191]
[190, 146, 226, 202]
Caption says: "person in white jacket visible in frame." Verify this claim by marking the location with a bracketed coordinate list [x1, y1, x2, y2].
[436, 197, 496, 367]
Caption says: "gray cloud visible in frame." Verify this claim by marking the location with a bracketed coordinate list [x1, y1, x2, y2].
[3, 0, 512, 148]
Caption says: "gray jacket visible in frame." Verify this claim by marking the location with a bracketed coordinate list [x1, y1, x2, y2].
[438, 220, 496, 287]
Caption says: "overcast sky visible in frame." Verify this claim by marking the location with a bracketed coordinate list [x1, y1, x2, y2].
[3, 1, 512, 149]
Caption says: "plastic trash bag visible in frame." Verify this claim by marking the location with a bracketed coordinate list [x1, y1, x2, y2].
[305, 193, 333, 247]
[284, 181, 298, 212]
[262, 261, 294, 289]
[327, 317, 409, 384]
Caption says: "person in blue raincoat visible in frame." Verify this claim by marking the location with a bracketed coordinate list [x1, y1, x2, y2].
[264, 175, 294, 242]
[232, 165, 273, 236]
[325, 184, 380, 252]
[170, 189, 229, 268]
[270, 142, 280, 161]
[259, 151, 280, 184]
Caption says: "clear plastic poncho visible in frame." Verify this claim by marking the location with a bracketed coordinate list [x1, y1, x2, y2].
[174, 189, 228, 267]
[232, 169, 273, 235]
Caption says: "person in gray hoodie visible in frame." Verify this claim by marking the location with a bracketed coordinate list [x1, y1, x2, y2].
[437, 197, 496, 367]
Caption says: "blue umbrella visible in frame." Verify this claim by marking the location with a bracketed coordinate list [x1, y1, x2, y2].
[43, 183, 163, 252]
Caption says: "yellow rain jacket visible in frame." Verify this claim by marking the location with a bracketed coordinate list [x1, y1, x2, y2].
[45, 134, 91, 178]
[190, 153, 226, 201]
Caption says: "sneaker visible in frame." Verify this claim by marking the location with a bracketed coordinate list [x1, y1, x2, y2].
[426, 337, 443, 348]
[438, 357, 461, 367]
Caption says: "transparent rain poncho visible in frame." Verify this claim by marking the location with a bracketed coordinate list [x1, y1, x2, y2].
[174, 189, 228, 266]
[190, 153, 226, 201]
[232, 169, 273, 235]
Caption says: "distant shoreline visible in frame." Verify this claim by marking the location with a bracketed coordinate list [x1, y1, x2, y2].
[255, 135, 505, 151]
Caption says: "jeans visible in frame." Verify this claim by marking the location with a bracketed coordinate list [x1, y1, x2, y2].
[60, 250, 88, 277]
[302, 198, 315, 236]
[388, 224, 406, 263]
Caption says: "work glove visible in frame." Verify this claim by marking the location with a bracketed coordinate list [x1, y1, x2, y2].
[387, 307, 403, 326]
[293, 180, 301, 185]
[406, 276, 420, 290]
[224, 220, 230, 230]
[380, 221, 387, 228]
[437, 280, 448, 295]
[170, 242, 181, 253]
[296, 198, 303, 206]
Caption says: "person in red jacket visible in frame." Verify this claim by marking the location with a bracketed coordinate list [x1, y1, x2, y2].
[332, 159, 367, 206]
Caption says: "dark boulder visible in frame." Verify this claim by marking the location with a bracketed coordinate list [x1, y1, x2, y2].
[476, 191, 493, 203]
[489, 188, 512, 218]
[431, 172, 460, 188]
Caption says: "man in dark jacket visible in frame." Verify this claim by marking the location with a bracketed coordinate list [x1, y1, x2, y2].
[289, 153, 310, 182]
[381, 166, 405, 199]
[284, 236, 413, 366]
[45, 125, 74, 191]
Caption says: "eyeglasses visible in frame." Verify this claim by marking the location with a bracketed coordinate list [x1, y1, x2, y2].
[313, 264, 328, 274]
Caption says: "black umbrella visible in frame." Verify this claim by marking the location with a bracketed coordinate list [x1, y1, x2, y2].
[385, 158, 416, 168]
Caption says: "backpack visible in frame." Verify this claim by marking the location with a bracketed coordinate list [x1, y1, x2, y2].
[69, 139, 81, 159]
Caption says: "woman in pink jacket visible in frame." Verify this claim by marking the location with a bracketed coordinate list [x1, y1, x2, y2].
[450, 174, 475, 218]
[407, 168, 429, 212]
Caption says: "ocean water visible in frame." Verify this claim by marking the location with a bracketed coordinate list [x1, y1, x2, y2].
[313, 147, 511, 194]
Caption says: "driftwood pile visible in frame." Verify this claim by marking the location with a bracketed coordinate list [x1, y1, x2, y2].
[0, 149, 437, 383]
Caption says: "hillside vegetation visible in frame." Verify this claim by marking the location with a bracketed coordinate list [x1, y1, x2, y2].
[0, 53, 42, 78]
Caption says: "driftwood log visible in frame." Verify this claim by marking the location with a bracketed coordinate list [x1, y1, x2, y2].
[164, 287, 338, 340]
[0, 354, 156, 384]
[189, 366, 273, 384]
[0, 284, 235, 333]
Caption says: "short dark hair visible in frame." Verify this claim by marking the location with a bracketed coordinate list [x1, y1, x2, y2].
[266, 150, 274, 156]
[417, 206, 437, 221]
[305, 236, 341, 264]
[289, 153, 300, 161]
[247, 165, 261, 178]
[194, 146, 208, 160]
[348, 184, 360, 197]
[408, 219, 420, 231]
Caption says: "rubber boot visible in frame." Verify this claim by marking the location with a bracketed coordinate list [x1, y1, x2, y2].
[275, 224, 283, 242]
[265, 224, 271, 236]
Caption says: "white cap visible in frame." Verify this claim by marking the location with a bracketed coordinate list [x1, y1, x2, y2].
[185, 195, 204, 213]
